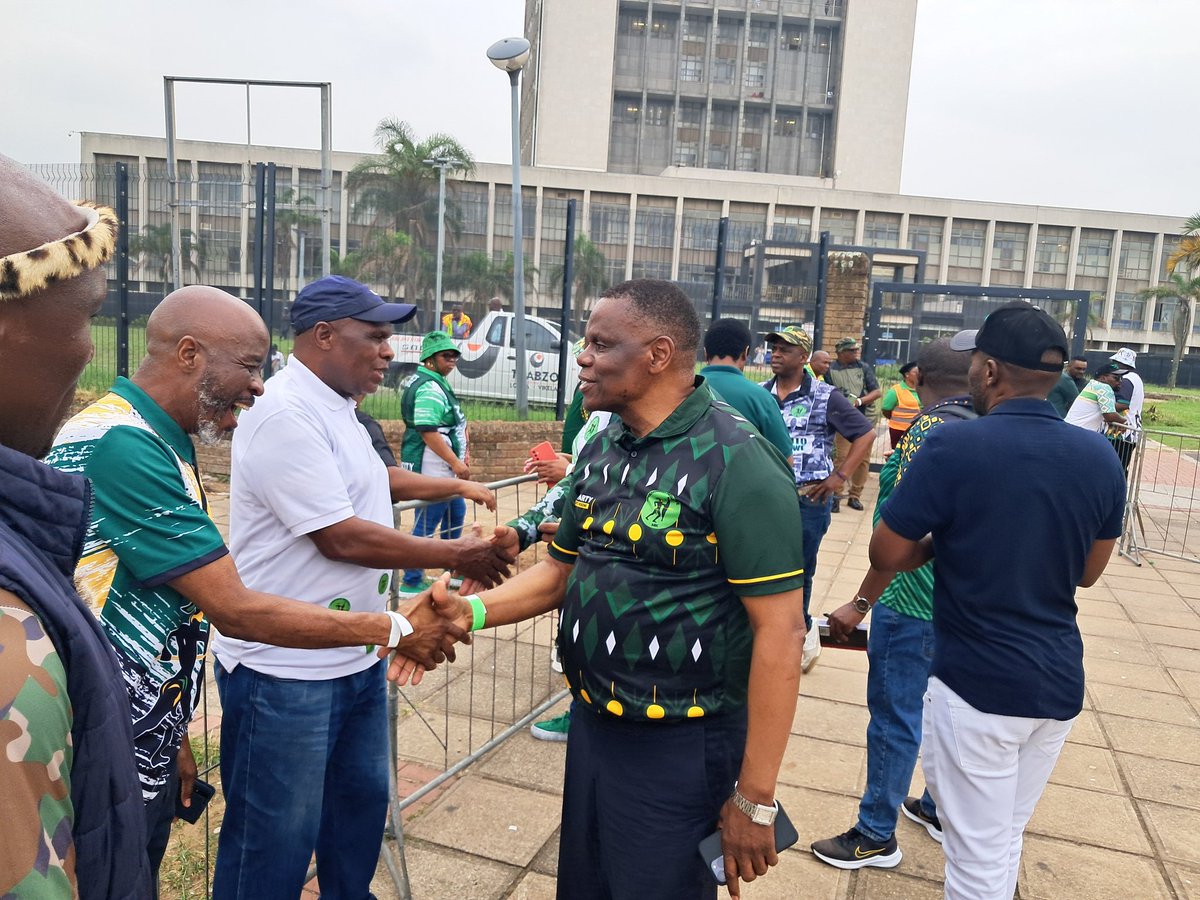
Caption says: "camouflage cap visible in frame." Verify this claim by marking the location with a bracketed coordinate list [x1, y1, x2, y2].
[765, 325, 813, 353]
[835, 337, 860, 352]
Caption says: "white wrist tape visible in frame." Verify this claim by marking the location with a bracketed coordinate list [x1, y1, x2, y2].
[385, 611, 414, 648]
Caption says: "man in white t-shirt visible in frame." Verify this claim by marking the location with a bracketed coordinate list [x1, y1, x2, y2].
[1109, 347, 1145, 472]
[211, 276, 513, 900]
[1065, 363, 1128, 435]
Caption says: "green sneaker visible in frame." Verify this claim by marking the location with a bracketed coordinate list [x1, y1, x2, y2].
[398, 577, 433, 594]
[530, 711, 571, 743]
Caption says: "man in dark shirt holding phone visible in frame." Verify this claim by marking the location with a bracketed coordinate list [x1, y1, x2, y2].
[424, 279, 807, 899]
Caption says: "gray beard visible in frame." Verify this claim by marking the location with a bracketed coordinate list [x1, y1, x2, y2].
[195, 377, 226, 446]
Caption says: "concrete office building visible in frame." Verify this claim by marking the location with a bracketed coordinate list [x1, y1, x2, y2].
[75, 130, 1187, 357]
[522, 0, 915, 194]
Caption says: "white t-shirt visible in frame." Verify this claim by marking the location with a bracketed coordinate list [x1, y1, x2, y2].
[1117, 371, 1145, 443]
[212, 356, 393, 680]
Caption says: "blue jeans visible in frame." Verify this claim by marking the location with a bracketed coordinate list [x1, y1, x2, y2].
[857, 601, 938, 842]
[403, 495, 466, 586]
[798, 492, 832, 631]
[212, 659, 389, 900]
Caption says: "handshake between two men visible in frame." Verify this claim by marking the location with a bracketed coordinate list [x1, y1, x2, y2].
[377, 523, 527, 685]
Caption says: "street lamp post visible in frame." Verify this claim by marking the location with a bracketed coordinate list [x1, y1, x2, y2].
[424, 156, 463, 336]
[488, 36, 532, 418]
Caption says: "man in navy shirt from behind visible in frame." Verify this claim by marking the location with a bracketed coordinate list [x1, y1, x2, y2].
[870, 303, 1125, 900]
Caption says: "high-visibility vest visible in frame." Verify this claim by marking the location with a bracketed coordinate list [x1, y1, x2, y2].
[889, 383, 921, 431]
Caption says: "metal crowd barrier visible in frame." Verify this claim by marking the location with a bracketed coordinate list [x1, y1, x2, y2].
[382, 474, 568, 899]
[1120, 429, 1200, 565]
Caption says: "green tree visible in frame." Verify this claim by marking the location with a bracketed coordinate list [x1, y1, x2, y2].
[129, 223, 205, 286]
[547, 234, 610, 335]
[1140, 273, 1200, 388]
[358, 230, 412, 303]
[446, 251, 509, 305]
[272, 187, 320, 289]
[1167, 212, 1200, 276]
[346, 118, 475, 302]
[329, 248, 364, 279]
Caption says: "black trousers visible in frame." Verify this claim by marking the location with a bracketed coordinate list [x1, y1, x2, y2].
[556, 706, 747, 900]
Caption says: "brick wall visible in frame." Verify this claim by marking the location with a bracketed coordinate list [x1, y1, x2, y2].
[197, 418, 565, 485]
[821, 252, 871, 351]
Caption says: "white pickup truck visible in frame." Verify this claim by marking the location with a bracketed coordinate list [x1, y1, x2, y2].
[386, 310, 579, 405]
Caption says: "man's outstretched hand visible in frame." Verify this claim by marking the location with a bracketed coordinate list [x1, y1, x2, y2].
[459, 526, 521, 595]
[379, 589, 471, 685]
[460, 481, 497, 511]
[451, 528, 515, 589]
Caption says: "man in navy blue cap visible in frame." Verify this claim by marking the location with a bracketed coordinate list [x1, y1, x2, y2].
[211, 276, 513, 899]
[869, 302, 1125, 899]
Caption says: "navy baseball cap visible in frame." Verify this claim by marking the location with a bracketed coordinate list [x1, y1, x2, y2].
[290, 276, 417, 334]
[950, 302, 1068, 373]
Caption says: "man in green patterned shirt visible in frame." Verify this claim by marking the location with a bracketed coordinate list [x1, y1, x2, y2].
[421, 279, 806, 899]
[812, 339, 975, 869]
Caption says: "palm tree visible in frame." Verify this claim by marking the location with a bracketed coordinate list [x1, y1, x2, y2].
[546, 234, 610, 335]
[446, 251, 509, 305]
[329, 248, 364, 279]
[1167, 213, 1200, 276]
[129, 223, 205, 286]
[272, 187, 320, 289]
[358, 230, 411, 303]
[1140, 273, 1200, 388]
[346, 118, 475, 305]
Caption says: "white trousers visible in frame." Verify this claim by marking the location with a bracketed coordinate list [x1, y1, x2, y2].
[922, 676, 1075, 900]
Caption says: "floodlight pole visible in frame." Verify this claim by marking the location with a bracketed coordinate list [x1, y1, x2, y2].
[489, 37, 532, 418]
[164, 78, 183, 291]
[424, 157, 464, 333]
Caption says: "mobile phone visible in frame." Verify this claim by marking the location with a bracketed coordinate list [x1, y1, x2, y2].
[698, 801, 799, 884]
[175, 777, 216, 824]
[814, 615, 869, 650]
[529, 441, 557, 462]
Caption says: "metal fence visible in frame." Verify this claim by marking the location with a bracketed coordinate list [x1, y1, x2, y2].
[1120, 430, 1200, 565]
[170, 475, 565, 899]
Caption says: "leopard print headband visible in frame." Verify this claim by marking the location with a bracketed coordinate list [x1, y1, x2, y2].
[0, 202, 118, 301]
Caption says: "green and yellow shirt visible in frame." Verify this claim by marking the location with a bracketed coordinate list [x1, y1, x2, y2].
[547, 379, 805, 722]
[45, 378, 226, 801]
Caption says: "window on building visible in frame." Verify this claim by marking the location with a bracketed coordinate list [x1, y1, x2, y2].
[864, 212, 900, 248]
[635, 203, 676, 248]
[744, 63, 766, 89]
[1118, 233, 1154, 281]
[907, 216, 944, 268]
[1076, 229, 1114, 278]
[819, 208, 856, 244]
[991, 223, 1028, 271]
[1160, 236, 1181, 282]
[1111, 292, 1146, 331]
[680, 57, 704, 81]
[1034, 226, 1071, 275]
[590, 200, 630, 246]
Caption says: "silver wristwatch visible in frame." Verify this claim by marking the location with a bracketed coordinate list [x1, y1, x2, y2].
[852, 596, 872, 614]
[730, 783, 777, 826]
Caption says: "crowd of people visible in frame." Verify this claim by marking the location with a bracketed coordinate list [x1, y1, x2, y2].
[0, 159, 1131, 900]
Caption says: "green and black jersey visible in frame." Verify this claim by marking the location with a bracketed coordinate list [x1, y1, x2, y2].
[547, 379, 805, 722]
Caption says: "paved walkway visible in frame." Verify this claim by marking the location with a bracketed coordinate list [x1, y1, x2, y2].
[203, 475, 1200, 900]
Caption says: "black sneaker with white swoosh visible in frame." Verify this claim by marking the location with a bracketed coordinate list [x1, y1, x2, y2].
[810, 827, 902, 870]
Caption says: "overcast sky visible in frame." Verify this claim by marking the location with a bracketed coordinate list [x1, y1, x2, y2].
[4, 0, 1196, 218]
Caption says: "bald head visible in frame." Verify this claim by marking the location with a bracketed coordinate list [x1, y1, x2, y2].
[134, 286, 269, 441]
[144, 286, 268, 361]
[0, 154, 107, 457]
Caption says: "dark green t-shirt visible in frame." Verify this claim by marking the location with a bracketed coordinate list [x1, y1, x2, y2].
[547, 379, 805, 722]
[698, 364, 794, 460]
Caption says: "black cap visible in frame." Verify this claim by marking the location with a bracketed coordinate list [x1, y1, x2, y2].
[949, 302, 1069, 373]
[290, 275, 417, 334]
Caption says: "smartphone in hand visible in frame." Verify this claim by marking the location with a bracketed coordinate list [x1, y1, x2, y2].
[697, 801, 799, 884]
[175, 778, 216, 824]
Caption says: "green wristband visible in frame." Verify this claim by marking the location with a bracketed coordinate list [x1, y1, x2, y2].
[465, 595, 487, 632]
